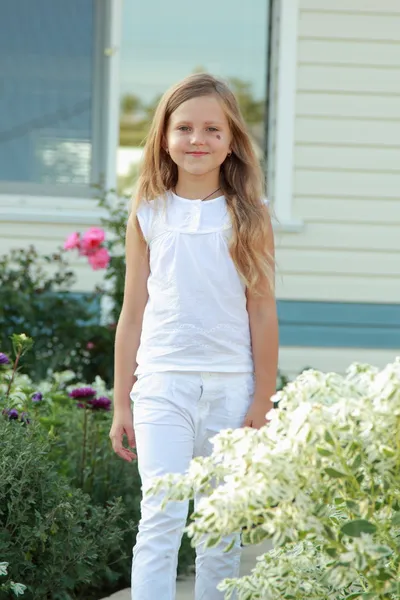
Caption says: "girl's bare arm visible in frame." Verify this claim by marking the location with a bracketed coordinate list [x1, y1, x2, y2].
[110, 214, 149, 460]
[245, 213, 279, 428]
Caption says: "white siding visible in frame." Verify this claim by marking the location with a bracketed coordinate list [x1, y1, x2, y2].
[275, 0, 400, 303]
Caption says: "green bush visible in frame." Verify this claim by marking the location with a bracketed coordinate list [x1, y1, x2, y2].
[0, 417, 128, 600]
[0, 246, 106, 383]
[1, 336, 193, 597]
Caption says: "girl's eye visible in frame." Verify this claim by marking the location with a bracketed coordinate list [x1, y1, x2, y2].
[178, 126, 190, 131]
[208, 127, 218, 132]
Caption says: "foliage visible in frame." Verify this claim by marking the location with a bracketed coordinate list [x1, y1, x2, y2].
[0, 562, 26, 598]
[149, 358, 400, 600]
[0, 246, 104, 382]
[0, 334, 194, 597]
[94, 186, 130, 323]
[0, 415, 127, 600]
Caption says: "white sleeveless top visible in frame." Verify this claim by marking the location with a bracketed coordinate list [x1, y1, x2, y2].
[135, 191, 268, 375]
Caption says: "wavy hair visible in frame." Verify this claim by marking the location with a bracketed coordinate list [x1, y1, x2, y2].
[133, 73, 275, 294]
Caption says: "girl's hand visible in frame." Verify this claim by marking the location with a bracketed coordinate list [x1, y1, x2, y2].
[242, 398, 274, 430]
[109, 408, 137, 462]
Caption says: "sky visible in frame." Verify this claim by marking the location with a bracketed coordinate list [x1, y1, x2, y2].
[119, 0, 269, 103]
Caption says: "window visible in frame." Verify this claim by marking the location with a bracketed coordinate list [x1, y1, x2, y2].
[0, 0, 100, 194]
[118, 0, 271, 191]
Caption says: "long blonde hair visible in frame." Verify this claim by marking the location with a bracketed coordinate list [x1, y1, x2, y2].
[133, 73, 274, 294]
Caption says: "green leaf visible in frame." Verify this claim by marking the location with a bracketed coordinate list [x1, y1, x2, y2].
[324, 430, 335, 445]
[317, 447, 333, 457]
[392, 511, 400, 526]
[325, 547, 337, 558]
[373, 545, 392, 556]
[341, 519, 377, 538]
[223, 538, 236, 553]
[324, 525, 335, 540]
[325, 467, 347, 478]
[352, 454, 362, 469]
[206, 535, 222, 548]
[250, 527, 270, 545]
[376, 568, 392, 581]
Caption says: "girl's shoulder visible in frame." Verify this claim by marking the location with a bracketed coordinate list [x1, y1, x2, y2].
[135, 196, 165, 243]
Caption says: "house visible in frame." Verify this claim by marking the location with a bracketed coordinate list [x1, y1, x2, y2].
[1, 0, 399, 378]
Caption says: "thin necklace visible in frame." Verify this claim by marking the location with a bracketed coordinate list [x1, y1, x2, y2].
[173, 186, 221, 202]
[201, 187, 221, 202]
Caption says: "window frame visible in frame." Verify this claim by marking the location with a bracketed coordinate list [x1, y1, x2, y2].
[268, 0, 303, 233]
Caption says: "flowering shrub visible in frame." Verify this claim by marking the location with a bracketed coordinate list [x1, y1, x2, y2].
[148, 358, 400, 600]
[0, 335, 136, 598]
[0, 416, 127, 600]
[0, 562, 26, 597]
[64, 226, 110, 270]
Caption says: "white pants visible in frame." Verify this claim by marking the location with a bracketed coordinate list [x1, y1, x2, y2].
[130, 371, 254, 600]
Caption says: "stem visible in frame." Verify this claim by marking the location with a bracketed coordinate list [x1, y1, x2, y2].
[80, 405, 88, 489]
[5, 351, 21, 398]
[88, 419, 98, 495]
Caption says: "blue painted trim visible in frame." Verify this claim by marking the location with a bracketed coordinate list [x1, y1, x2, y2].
[277, 300, 400, 349]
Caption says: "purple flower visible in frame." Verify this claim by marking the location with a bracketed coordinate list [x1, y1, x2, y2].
[69, 387, 96, 400]
[0, 353, 10, 365]
[8, 409, 19, 420]
[32, 392, 43, 403]
[88, 396, 112, 411]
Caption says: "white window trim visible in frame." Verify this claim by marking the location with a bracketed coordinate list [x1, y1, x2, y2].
[272, 0, 303, 233]
[0, 0, 122, 226]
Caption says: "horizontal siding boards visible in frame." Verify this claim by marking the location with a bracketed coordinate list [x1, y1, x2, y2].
[277, 2, 400, 305]
[295, 117, 400, 147]
[301, 0, 400, 13]
[294, 168, 400, 199]
[293, 197, 400, 225]
[294, 144, 400, 172]
[298, 11, 400, 42]
[297, 64, 400, 95]
[296, 93, 400, 120]
[298, 40, 400, 68]
[276, 248, 400, 277]
[276, 222, 399, 251]
[275, 275, 400, 303]
[277, 300, 400, 348]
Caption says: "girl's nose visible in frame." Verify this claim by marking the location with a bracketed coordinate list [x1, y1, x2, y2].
[190, 130, 206, 145]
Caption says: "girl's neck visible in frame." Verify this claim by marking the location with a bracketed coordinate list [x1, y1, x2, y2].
[174, 172, 221, 201]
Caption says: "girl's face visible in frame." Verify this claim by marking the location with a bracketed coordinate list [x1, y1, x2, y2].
[166, 95, 232, 178]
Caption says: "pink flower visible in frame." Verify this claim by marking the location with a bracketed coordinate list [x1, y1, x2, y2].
[86, 342, 95, 350]
[88, 247, 110, 270]
[64, 232, 80, 250]
[81, 227, 105, 255]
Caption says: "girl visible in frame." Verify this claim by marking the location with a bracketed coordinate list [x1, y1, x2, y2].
[110, 73, 279, 600]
